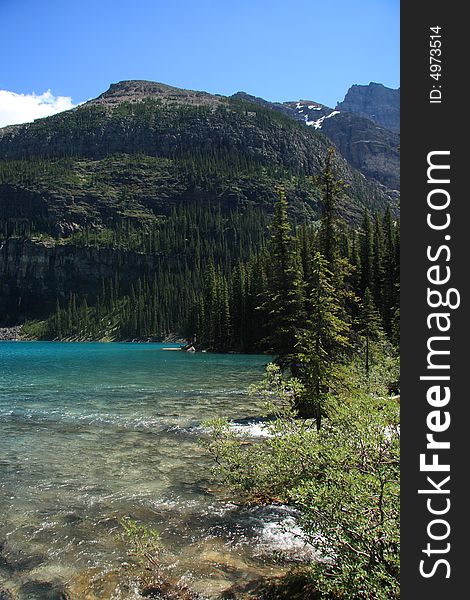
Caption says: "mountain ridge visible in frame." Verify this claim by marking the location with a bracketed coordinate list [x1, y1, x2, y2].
[0, 79, 399, 325]
[0, 79, 396, 231]
[336, 82, 400, 132]
[231, 84, 400, 191]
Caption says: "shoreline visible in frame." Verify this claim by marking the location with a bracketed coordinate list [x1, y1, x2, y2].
[1, 327, 270, 355]
[0, 338, 270, 357]
[0, 326, 23, 341]
[0, 326, 188, 345]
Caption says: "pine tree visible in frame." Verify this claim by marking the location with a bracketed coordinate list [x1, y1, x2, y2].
[263, 188, 305, 367]
[360, 209, 373, 294]
[246, 250, 268, 350]
[382, 206, 396, 334]
[53, 299, 62, 339]
[296, 252, 351, 426]
[372, 213, 385, 314]
[298, 224, 314, 284]
[201, 259, 218, 349]
[315, 147, 346, 269]
[349, 229, 362, 293]
[231, 262, 247, 350]
[216, 275, 231, 351]
[359, 287, 385, 376]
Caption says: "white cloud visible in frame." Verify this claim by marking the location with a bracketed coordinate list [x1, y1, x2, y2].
[0, 89, 79, 128]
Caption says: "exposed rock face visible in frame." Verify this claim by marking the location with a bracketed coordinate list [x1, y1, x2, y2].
[285, 99, 399, 190]
[0, 325, 22, 340]
[234, 92, 400, 191]
[336, 83, 400, 133]
[320, 112, 399, 190]
[0, 238, 159, 322]
[92, 79, 225, 109]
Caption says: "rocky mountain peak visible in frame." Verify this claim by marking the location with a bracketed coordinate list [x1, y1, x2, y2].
[336, 82, 400, 132]
[90, 79, 224, 108]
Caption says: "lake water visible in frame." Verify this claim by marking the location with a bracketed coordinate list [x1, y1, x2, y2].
[0, 342, 305, 599]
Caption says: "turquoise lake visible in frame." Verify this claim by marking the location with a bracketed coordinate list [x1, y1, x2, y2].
[0, 342, 306, 599]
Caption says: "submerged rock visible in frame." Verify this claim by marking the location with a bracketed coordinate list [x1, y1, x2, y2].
[141, 575, 204, 600]
[220, 573, 320, 600]
[0, 587, 14, 600]
[0, 541, 45, 573]
[18, 580, 69, 600]
[67, 567, 204, 600]
[62, 511, 82, 524]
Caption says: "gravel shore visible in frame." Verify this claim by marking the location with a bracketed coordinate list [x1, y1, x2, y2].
[0, 326, 23, 341]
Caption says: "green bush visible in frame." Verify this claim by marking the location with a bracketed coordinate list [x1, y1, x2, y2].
[203, 363, 400, 599]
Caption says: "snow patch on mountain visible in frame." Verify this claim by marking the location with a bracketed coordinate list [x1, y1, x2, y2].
[311, 110, 341, 128]
[292, 101, 340, 129]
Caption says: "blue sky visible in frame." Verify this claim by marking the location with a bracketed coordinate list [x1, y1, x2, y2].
[0, 0, 399, 126]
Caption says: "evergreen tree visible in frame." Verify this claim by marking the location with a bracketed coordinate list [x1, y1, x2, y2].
[231, 262, 247, 350]
[349, 229, 362, 293]
[296, 252, 351, 426]
[359, 287, 385, 376]
[245, 250, 269, 350]
[315, 147, 345, 268]
[360, 209, 373, 294]
[372, 213, 385, 314]
[382, 206, 397, 334]
[53, 299, 62, 339]
[262, 188, 305, 367]
[201, 259, 218, 349]
[216, 275, 231, 351]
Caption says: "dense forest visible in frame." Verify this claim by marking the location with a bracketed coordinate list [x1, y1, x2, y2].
[1, 88, 400, 596]
[1, 83, 397, 334]
[20, 150, 399, 363]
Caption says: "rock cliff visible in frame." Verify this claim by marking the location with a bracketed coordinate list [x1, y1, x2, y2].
[233, 90, 400, 191]
[336, 82, 400, 133]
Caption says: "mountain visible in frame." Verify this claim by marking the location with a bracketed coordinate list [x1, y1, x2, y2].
[336, 82, 400, 133]
[232, 89, 400, 192]
[0, 80, 395, 234]
[0, 80, 398, 327]
[288, 99, 400, 191]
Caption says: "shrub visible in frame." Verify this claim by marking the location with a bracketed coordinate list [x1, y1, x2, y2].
[203, 363, 400, 599]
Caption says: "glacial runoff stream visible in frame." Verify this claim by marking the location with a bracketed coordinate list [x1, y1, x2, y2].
[0, 342, 309, 599]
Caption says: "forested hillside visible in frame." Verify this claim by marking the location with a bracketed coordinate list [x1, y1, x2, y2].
[0, 80, 399, 347]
